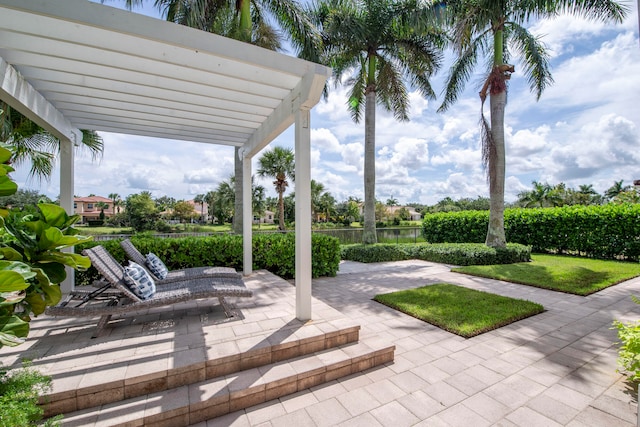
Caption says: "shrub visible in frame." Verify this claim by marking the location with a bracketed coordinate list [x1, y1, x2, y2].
[341, 243, 531, 265]
[76, 233, 341, 285]
[422, 205, 640, 260]
[614, 296, 640, 382]
[0, 363, 61, 427]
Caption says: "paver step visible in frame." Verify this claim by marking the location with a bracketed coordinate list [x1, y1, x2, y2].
[59, 341, 396, 427]
[43, 324, 361, 417]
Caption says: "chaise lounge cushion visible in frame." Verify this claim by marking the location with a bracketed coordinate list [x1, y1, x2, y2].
[146, 252, 169, 280]
[123, 261, 156, 300]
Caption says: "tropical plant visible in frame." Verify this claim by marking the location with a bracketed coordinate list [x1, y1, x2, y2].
[257, 146, 295, 231]
[307, 0, 445, 244]
[438, 0, 627, 247]
[193, 193, 206, 222]
[614, 296, 640, 381]
[0, 103, 103, 181]
[0, 146, 91, 347]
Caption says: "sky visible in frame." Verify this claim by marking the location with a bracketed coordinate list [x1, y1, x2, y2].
[13, 1, 640, 206]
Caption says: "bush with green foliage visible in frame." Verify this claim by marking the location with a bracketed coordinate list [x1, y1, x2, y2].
[614, 296, 640, 382]
[0, 146, 91, 347]
[341, 242, 531, 265]
[0, 363, 61, 427]
[76, 233, 341, 285]
[422, 205, 640, 260]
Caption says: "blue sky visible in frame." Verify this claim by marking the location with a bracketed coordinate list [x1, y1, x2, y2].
[15, 1, 640, 205]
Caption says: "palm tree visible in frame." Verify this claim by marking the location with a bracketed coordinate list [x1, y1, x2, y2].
[1, 103, 103, 181]
[438, 0, 627, 247]
[108, 193, 122, 213]
[310, 179, 326, 222]
[257, 146, 294, 231]
[606, 180, 631, 201]
[193, 193, 205, 222]
[308, 0, 445, 244]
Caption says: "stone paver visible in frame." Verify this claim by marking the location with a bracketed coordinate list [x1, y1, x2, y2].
[3, 259, 639, 426]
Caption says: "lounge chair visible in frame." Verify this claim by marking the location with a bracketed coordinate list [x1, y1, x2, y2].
[120, 238, 240, 283]
[46, 246, 253, 337]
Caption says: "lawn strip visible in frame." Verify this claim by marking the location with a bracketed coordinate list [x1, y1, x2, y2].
[373, 283, 544, 338]
[452, 254, 640, 296]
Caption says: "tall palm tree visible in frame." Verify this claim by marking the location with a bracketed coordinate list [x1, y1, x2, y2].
[257, 146, 294, 231]
[438, 0, 627, 247]
[307, 0, 445, 244]
[1, 103, 103, 181]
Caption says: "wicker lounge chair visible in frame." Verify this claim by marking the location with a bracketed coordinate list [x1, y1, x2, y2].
[120, 238, 240, 283]
[46, 245, 252, 337]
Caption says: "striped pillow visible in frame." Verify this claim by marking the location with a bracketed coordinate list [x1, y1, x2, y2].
[146, 252, 169, 280]
[123, 261, 156, 300]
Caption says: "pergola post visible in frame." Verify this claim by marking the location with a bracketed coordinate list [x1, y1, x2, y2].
[60, 137, 75, 293]
[242, 152, 253, 276]
[295, 109, 312, 320]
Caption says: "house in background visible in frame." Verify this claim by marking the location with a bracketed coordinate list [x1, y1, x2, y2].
[186, 199, 209, 222]
[386, 206, 422, 221]
[254, 210, 275, 225]
[74, 196, 116, 224]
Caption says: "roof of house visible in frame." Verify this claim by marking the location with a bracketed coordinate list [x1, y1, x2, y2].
[74, 196, 113, 203]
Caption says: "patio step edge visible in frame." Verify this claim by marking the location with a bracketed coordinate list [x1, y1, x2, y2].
[42, 324, 361, 417]
[58, 341, 396, 427]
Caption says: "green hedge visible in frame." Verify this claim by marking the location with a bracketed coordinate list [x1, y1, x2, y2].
[76, 233, 341, 286]
[341, 242, 531, 265]
[422, 204, 640, 260]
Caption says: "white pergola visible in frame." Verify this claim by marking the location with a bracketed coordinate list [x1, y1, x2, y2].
[0, 0, 331, 320]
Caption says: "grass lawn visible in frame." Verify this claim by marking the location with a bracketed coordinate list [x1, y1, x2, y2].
[374, 283, 544, 338]
[452, 254, 640, 296]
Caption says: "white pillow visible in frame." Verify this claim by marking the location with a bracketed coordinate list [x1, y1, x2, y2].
[146, 252, 169, 280]
[123, 261, 156, 300]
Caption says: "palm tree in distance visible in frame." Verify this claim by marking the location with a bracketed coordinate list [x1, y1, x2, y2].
[257, 146, 294, 231]
[307, 0, 446, 244]
[108, 193, 122, 213]
[193, 193, 205, 222]
[605, 180, 631, 201]
[438, 0, 628, 248]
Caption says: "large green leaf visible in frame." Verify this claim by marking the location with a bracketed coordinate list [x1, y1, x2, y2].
[0, 246, 24, 261]
[24, 291, 46, 316]
[0, 146, 12, 163]
[0, 314, 29, 346]
[0, 176, 18, 197]
[39, 251, 91, 271]
[39, 281, 61, 306]
[0, 269, 30, 292]
[37, 203, 68, 228]
[33, 263, 63, 286]
[0, 290, 25, 306]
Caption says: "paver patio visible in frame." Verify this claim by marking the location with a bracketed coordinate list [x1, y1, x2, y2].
[1, 259, 638, 426]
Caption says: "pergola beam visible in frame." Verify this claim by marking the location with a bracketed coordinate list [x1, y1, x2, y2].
[0, 57, 82, 144]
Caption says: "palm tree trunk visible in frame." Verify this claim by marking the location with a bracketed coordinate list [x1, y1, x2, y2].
[362, 89, 377, 244]
[278, 189, 285, 231]
[485, 89, 507, 248]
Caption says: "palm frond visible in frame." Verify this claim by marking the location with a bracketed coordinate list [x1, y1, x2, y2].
[345, 61, 367, 123]
[438, 36, 483, 112]
[508, 23, 553, 100]
[376, 57, 409, 121]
